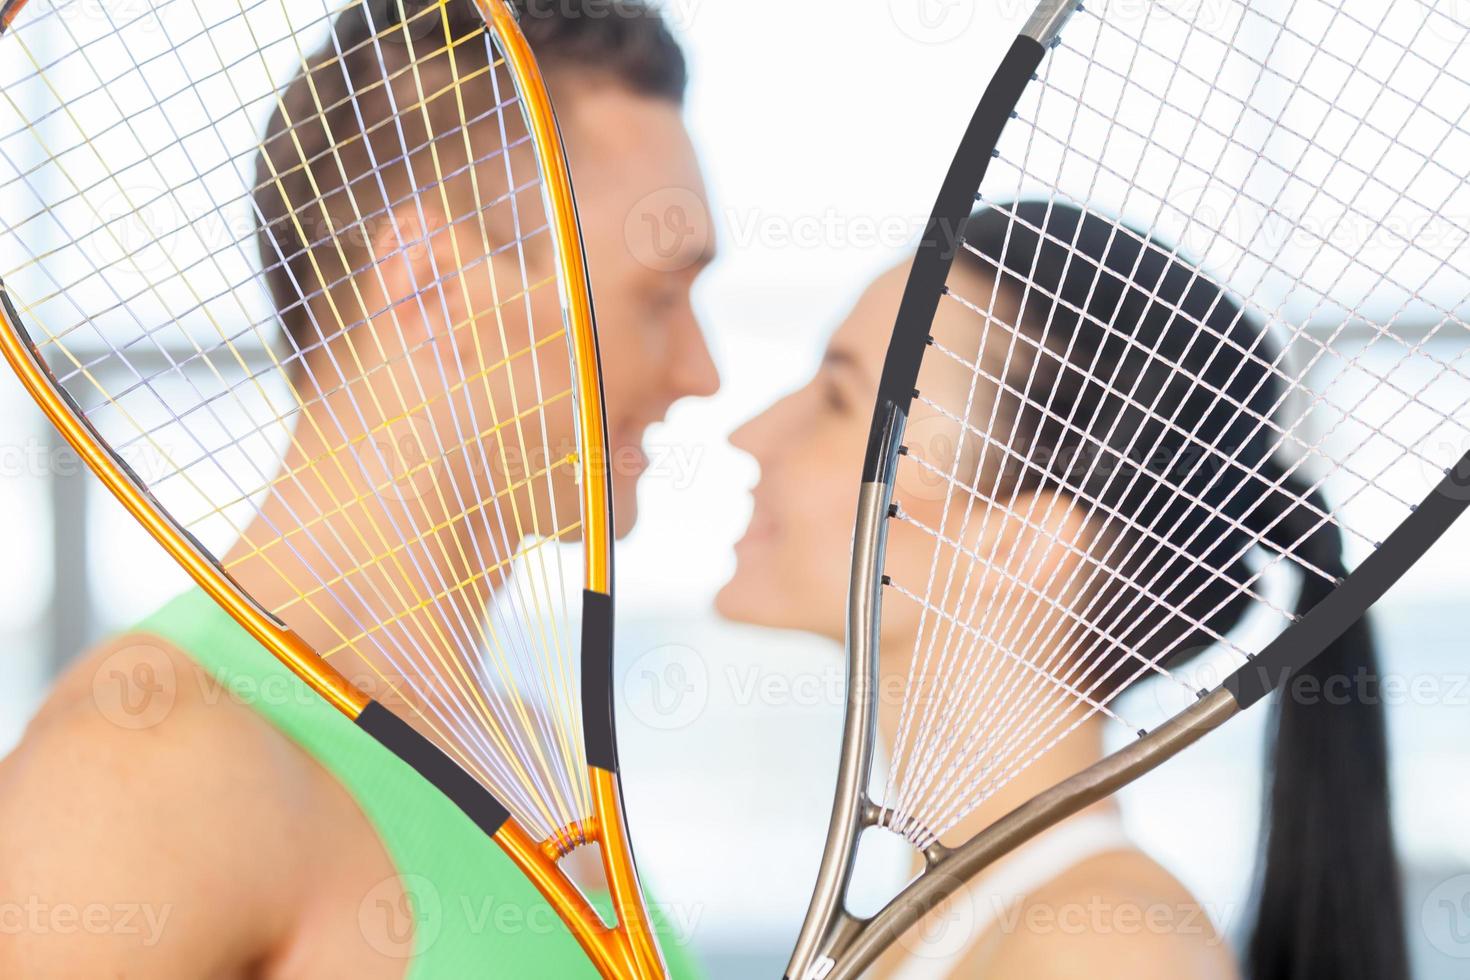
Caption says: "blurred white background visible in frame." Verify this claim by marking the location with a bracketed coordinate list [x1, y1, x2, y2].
[2, 1, 1468, 977]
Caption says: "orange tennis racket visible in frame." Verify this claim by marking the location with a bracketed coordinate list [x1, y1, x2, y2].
[0, 1, 664, 975]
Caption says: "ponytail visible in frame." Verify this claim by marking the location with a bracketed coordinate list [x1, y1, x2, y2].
[1245, 471, 1408, 980]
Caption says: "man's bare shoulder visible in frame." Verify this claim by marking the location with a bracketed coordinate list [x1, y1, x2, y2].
[1, 634, 411, 978]
[18, 632, 323, 804]
[0, 634, 312, 973]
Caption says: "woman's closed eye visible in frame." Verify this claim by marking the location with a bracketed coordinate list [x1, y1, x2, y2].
[821, 374, 851, 413]
[819, 348, 869, 416]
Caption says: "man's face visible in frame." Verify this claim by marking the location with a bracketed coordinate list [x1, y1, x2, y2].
[347, 85, 716, 562]
[558, 86, 719, 536]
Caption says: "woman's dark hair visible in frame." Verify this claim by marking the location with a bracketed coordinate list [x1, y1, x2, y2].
[959, 201, 1406, 980]
[254, 0, 686, 364]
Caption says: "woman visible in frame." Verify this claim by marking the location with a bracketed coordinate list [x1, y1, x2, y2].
[719, 203, 1407, 979]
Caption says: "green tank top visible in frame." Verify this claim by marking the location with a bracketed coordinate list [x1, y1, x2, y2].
[136, 589, 700, 980]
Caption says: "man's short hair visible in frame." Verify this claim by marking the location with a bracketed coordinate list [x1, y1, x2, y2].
[254, 0, 687, 365]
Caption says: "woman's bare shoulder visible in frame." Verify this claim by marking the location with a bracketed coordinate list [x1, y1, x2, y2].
[975, 847, 1239, 980]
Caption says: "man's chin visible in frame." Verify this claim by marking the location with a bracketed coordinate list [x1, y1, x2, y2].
[611, 498, 640, 540]
[712, 582, 742, 622]
[714, 579, 794, 632]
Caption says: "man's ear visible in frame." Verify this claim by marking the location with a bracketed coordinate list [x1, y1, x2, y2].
[363, 202, 453, 346]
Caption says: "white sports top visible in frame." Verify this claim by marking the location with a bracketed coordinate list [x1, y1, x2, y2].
[885, 811, 1134, 980]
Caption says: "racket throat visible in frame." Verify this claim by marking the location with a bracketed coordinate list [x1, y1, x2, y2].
[792, 912, 869, 980]
[540, 816, 602, 862]
[787, 477, 894, 980]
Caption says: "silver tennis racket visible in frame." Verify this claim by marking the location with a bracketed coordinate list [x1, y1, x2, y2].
[789, 0, 1470, 976]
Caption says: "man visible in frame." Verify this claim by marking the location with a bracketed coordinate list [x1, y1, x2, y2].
[0, 2, 716, 976]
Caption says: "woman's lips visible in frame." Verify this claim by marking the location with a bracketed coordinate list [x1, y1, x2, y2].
[738, 501, 778, 546]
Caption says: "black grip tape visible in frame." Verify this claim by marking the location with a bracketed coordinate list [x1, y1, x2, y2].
[357, 700, 511, 837]
[863, 35, 1046, 482]
[582, 588, 618, 773]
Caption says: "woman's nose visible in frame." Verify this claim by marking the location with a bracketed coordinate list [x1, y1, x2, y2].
[730, 389, 801, 459]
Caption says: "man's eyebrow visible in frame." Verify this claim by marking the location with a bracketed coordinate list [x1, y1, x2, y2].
[689, 242, 718, 271]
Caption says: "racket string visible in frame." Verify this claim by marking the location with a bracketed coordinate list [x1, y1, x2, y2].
[269, 0, 587, 828]
[214, 1, 582, 828]
[0, 0, 599, 840]
[882, 0, 1470, 846]
[360, 6, 586, 810]
[956, 238, 1469, 486]
[889, 3, 1160, 833]
[125, 323, 567, 493]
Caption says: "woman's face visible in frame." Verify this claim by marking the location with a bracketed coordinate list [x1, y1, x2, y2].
[719, 258, 1082, 654]
[715, 266, 907, 639]
[718, 260, 1006, 644]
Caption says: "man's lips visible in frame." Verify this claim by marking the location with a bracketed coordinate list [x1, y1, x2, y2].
[608, 426, 650, 475]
